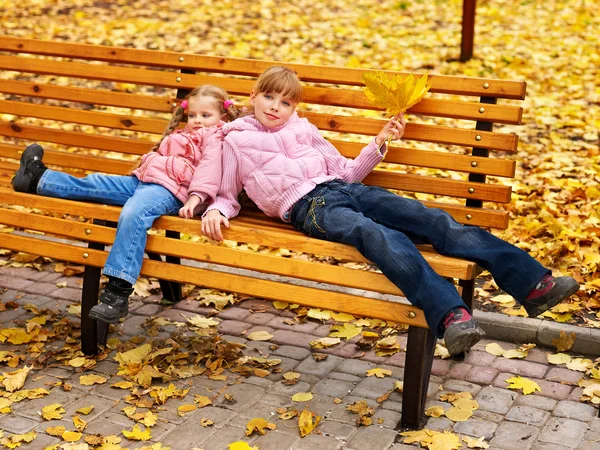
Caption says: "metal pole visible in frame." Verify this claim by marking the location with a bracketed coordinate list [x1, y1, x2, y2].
[461, 0, 476, 61]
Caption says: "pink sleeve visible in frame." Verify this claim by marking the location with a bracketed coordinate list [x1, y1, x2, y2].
[309, 124, 383, 182]
[188, 127, 224, 202]
[204, 138, 243, 219]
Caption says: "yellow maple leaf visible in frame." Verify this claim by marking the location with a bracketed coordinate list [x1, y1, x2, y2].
[245, 417, 276, 436]
[73, 415, 87, 432]
[506, 376, 541, 395]
[133, 364, 165, 388]
[283, 372, 300, 381]
[307, 308, 332, 321]
[329, 323, 362, 340]
[177, 404, 197, 415]
[122, 424, 152, 441]
[194, 395, 212, 408]
[566, 358, 594, 372]
[200, 418, 214, 427]
[0, 328, 34, 345]
[331, 312, 355, 322]
[540, 311, 573, 322]
[187, 315, 220, 328]
[0, 430, 36, 448]
[463, 435, 490, 449]
[2, 365, 31, 392]
[552, 331, 576, 352]
[45, 426, 66, 436]
[76, 406, 94, 415]
[272, 301, 289, 310]
[547, 353, 572, 365]
[445, 406, 474, 422]
[62, 430, 83, 442]
[114, 343, 152, 365]
[485, 343, 505, 356]
[246, 331, 273, 341]
[111, 381, 134, 389]
[366, 368, 393, 378]
[41, 403, 66, 420]
[503, 349, 529, 359]
[298, 409, 321, 437]
[309, 337, 341, 349]
[363, 70, 430, 116]
[228, 442, 259, 450]
[292, 392, 313, 402]
[140, 411, 158, 427]
[79, 374, 107, 386]
[425, 406, 445, 417]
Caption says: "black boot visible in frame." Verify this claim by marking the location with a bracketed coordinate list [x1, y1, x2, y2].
[12, 144, 47, 193]
[88, 277, 133, 324]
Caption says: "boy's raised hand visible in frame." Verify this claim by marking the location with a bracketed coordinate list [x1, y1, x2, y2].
[375, 113, 406, 147]
[202, 209, 230, 241]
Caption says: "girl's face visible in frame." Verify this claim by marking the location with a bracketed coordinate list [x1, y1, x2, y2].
[250, 91, 296, 129]
[185, 96, 222, 132]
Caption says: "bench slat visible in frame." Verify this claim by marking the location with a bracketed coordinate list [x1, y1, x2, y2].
[0, 191, 480, 279]
[0, 100, 166, 135]
[334, 141, 516, 177]
[0, 122, 152, 155]
[0, 36, 527, 99]
[0, 232, 429, 327]
[0, 79, 175, 113]
[0, 208, 406, 295]
[0, 79, 523, 125]
[0, 56, 524, 121]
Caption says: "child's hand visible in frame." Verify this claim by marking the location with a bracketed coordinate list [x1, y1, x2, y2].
[202, 209, 230, 241]
[375, 114, 406, 147]
[179, 194, 202, 219]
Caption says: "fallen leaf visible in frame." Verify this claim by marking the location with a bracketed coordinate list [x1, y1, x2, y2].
[247, 331, 273, 341]
[298, 409, 321, 437]
[245, 417, 276, 436]
[552, 331, 576, 351]
[366, 368, 392, 378]
[506, 376, 541, 395]
[292, 392, 313, 402]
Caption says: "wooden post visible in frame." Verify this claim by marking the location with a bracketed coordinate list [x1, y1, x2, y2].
[461, 0, 476, 61]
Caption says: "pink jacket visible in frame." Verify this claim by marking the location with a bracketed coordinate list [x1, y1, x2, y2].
[133, 124, 224, 204]
[208, 113, 384, 221]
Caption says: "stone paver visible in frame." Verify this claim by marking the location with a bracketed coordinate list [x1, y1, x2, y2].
[0, 264, 599, 450]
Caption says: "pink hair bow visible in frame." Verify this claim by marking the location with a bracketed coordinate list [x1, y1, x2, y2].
[180, 100, 188, 109]
[223, 100, 234, 109]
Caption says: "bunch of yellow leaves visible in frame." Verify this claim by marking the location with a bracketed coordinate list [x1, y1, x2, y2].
[363, 71, 430, 117]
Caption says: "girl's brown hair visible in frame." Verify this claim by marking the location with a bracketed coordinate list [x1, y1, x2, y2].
[254, 66, 302, 103]
[150, 85, 239, 152]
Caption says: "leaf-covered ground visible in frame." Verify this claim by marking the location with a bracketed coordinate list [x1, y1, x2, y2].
[1, 0, 599, 324]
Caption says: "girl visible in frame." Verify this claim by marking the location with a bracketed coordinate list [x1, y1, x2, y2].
[200, 66, 579, 356]
[12, 85, 239, 323]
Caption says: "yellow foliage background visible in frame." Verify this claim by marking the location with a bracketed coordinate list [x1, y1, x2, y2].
[1, 0, 599, 298]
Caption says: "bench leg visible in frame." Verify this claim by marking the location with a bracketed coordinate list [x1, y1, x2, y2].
[459, 279, 475, 310]
[398, 326, 436, 431]
[146, 229, 182, 303]
[81, 223, 107, 356]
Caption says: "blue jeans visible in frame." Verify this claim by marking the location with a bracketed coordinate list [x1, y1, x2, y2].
[290, 180, 549, 336]
[38, 170, 183, 285]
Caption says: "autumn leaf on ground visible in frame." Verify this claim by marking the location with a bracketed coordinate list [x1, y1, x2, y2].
[402, 429, 462, 449]
[329, 323, 362, 340]
[194, 395, 212, 408]
[0, 430, 36, 448]
[245, 417, 276, 436]
[122, 424, 152, 441]
[435, 343, 451, 359]
[366, 368, 392, 378]
[547, 352, 572, 365]
[228, 442, 259, 450]
[307, 308, 332, 321]
[73, 415, 87, 432]
[45, 426, 66, 437]
[485, 343, 506, 356]
[309, 337, 341, 349]
[331, 312, 355, 322]
[62, 430, 83, 442]
[463, 435, 490, 449]
[76, 406, 94, 415]
[200, 418, 214, 427]
[178, 404, 197, 416]
[41, 403, 66, 420]
[506, 376, 541, 395]
[187, 315, 220, 329]
[246, 331, 273, 341]
[346, 400, 375, 426]
[292, 392, 313, 402]
[374, 335, 401, 356]
[566, 358, 594, 372]
[425, 406, 445, 417]
[552, 331, 576, 351]
[298, 409, 321, 437]
[283, 371, 300, 385]
[79, 374, 107, 386]
[2, 365, 31, 392]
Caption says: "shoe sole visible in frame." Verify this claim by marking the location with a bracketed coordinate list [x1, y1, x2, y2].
[446, 327, 486, 356]
[88, 309, 127, 324]
[524, 280, 580, 317]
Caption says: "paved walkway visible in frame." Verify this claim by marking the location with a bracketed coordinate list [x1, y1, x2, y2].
[0, 263, 598, 450]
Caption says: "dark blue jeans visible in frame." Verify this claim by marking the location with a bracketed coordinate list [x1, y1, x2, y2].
[290, 180, 549, 337]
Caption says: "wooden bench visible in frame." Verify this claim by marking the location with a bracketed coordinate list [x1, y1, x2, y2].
[0, 36, 526, 430]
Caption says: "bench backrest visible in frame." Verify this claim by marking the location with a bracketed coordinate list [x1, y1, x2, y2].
[0, 36, 525, 231]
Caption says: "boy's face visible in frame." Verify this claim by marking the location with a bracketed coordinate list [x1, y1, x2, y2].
[186, 96, 222, 131]
[250, 91, 297, 129]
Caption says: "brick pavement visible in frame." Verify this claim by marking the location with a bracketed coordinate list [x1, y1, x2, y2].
[0, 262, 599, 450]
